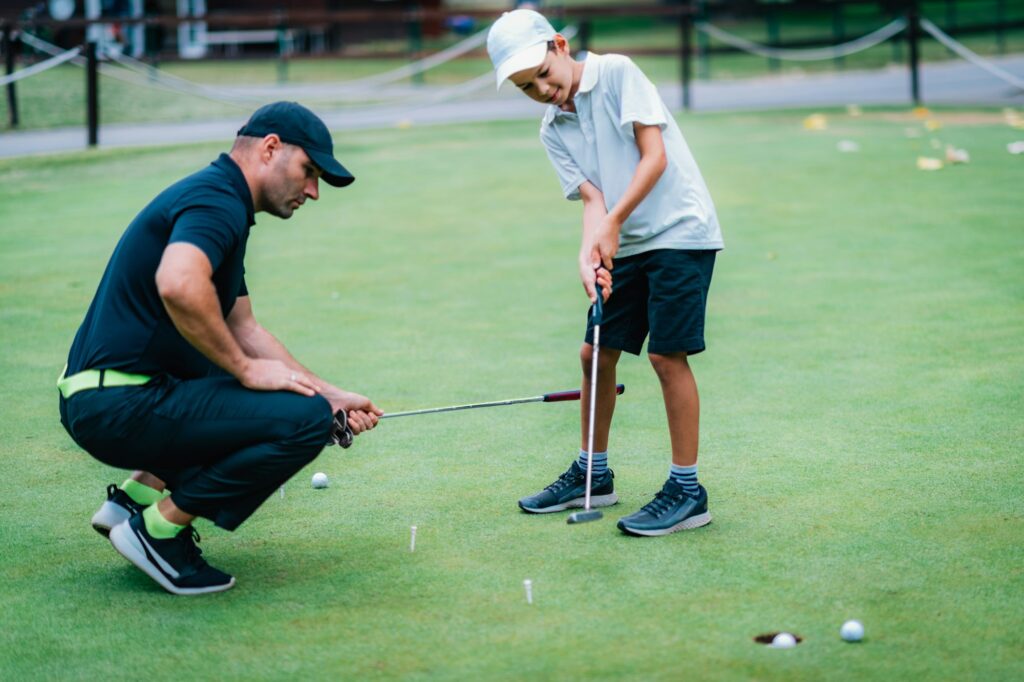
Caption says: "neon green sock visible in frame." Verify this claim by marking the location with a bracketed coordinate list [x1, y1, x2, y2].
[142, 504, 186, 540]
[121, 478, 165, 506]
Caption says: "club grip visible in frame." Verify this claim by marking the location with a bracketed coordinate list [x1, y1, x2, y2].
[543, 384, 625, 402]
[592, 284, 603, 326]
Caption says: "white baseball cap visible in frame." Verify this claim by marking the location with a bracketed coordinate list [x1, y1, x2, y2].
[487, 9, 557, 90]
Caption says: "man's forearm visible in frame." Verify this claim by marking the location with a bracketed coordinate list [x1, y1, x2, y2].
[161, 278, 251, 380]
[234, 322, 338, 391]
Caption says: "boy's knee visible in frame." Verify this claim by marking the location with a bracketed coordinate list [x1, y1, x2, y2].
[580, 343, 618, 372]
[648, 351, 688, 377]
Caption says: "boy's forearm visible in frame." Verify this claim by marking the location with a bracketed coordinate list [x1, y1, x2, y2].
[607, 152, 667, 227]
[579, 197, 608, 263]
[607, 123, 668, 227]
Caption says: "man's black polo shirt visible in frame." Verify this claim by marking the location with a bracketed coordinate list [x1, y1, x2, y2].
[66, 153, 256, 379]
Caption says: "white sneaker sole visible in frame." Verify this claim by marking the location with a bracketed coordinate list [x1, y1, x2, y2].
[620, 511, 712, 537]
[108, 521, 235, 596]
[520, 493, 619, 514]
[91, 500, 131, 537]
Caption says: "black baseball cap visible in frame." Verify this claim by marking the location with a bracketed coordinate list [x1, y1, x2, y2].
[237, 101, 354, 188]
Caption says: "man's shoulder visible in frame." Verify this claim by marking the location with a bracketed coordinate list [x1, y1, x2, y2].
[165, 163, 246, 216]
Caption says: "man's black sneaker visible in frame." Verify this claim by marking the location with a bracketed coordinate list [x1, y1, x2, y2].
[518, 461, 618, 513]
[109, 514, 235, 595]
[617, 480, 711, 536]
[91, 484, 144, 537]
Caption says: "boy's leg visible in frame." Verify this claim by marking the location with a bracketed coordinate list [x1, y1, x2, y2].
[617, 249, 714, 536]
[648, 352, 699, 467]
[517, 344, 623, 514]
[579, 344, 623, 455]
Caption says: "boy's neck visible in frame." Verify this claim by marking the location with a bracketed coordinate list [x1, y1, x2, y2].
[559, 59, 587, 113]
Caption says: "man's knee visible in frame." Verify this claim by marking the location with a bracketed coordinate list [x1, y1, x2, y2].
[275, 394, 334, 453]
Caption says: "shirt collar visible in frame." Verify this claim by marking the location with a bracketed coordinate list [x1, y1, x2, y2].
[212, 153, 256, 227]
[542, 52, 601, 125]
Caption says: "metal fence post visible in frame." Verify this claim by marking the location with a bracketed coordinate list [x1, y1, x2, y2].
[3, 23, 19, 128]
[578, 19, 591, 54]
[907, 0, 921, 105]
[832, 1, 846, 70]
[765, 4, 779, 72]
[86, 41, 99, 147]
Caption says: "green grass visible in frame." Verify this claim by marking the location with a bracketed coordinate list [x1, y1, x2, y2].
[1, 109, 1022, 680]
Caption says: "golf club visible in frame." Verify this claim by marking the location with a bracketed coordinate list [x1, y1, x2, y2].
[567, 284, 605, 525]
[329, 383, 625, 448]
[380, 384, 624, 419]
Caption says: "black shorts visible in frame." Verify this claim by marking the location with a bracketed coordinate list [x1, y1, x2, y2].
[584, 249, 716, 356]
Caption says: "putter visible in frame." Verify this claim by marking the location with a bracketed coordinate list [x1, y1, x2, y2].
[568, 284, 605, 525]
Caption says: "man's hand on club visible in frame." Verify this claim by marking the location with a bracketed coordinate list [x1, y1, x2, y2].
[320, 387, 382, 434]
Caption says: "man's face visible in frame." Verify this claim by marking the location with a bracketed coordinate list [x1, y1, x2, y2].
[262, 143, 321, 219]
[508, 38, 575, 108]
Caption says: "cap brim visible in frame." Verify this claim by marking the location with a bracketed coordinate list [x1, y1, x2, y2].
[307, 148, 355, 188]
[495, 42, 548, 90]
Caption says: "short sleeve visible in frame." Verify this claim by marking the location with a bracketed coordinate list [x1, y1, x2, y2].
[169, 200, 245, 271]
[612, 56, 668, 139]
[540, 125, 587, 201]
[238, 275, 248, 297]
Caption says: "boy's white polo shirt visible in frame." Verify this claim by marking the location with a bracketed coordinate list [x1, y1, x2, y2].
[540, 53, 723, 257]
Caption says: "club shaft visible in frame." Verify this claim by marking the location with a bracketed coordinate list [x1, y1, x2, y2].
[584, 324, 599, 512]
[381, 396, 543, 419]
[380, 384, 624, 419]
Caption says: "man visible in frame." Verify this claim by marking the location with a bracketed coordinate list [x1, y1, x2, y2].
[58, 101, 382, 595]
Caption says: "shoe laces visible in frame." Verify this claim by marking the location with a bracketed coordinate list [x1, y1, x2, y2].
[544, 465, 583, 494]
[180, 527, 206, 566]
[641, 486, 685, 517]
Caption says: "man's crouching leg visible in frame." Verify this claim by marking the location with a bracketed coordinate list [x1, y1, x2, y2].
[109, 392, 333, 595]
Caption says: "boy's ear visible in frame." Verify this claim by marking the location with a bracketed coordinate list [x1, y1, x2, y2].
[552, 33, 571, 54]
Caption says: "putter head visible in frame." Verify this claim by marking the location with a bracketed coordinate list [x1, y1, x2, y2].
[566, 509, 603, 524]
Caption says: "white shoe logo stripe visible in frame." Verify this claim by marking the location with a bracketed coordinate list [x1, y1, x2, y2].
[136, 529, 181, 579]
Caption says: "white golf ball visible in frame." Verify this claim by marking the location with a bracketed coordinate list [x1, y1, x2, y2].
[840, 619, 864, 642]
[772, 632, 797, 649]
[311, 472, 329, 489]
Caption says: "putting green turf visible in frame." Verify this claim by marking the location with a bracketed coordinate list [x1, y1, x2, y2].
[0, 109, 1021, 680]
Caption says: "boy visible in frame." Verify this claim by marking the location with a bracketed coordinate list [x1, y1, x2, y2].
[487, 10, 724, 536]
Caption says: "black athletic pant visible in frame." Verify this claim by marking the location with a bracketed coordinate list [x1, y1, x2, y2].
[59, 374, 334, 530]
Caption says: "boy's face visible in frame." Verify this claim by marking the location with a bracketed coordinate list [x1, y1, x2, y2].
[508, 36, 577, 108]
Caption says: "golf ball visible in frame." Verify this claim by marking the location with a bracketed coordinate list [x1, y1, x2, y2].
[840, 619, 864, 642]
[772, 632, 797, 649]
[311, 472, 329, 489]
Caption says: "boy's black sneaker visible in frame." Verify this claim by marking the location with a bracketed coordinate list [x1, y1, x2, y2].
[109, 514, 235, 595]
[617, 480, 711, 536]
[518, 461, 618, 513]
[91, 484, 144, 537]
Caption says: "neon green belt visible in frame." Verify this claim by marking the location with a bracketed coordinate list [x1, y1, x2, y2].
[57, 365, 152, 399]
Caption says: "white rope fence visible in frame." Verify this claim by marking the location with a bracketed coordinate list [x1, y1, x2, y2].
[919, 18, 1024, 91]
[18, 22, 538, 110]
[334, 24, 490, 90]
[0, 44, 80, 86]
[696, 18, 907, 61]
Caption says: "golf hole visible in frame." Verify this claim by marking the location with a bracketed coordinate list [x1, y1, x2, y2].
[755, 632, 804, 645]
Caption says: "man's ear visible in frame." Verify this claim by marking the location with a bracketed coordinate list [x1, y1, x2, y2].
[259, 134, 282, 162]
